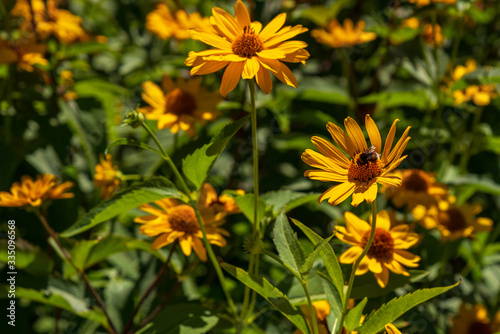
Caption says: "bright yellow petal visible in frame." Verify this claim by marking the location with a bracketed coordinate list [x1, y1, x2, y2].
[192, 237, 207, 261]
[242, 57, 260, 79]
[256, 49, 287, 59]
[190, 29, 233, 49]
[259, 13, 287, 42]
[191, 61, 229, 75]
[368, 257, 383, 274]
[272, 62, 298, 88]
[374, 210, 391, 231]
[339, 246, 363, 264]
[304, 170, 348, 182]
[179, 236, 193, 256]
[365, 114, 382, 153]
[393, 250, 420, 267]
[344, 211, 371, 238]
[219, 61, 245, 97]
[319, 182, 356, 206]
[385, 324, 402, 334]
[310, 136, 350, 168]
[382, 119, 399, 161]
[344, 117, 367, 153]
[234, 0, 251, 29]
[211, 7, 240, 40]
[386, 127, 411, 163]
[141, 81, 166, 110]
[326, 122, 356, 157]
[373, 266, 389, 288]
[255, 66, 272, 94]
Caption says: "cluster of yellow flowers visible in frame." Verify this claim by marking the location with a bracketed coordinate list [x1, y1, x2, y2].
[386, 169, 493, 241]
[449, 59, 498, 106]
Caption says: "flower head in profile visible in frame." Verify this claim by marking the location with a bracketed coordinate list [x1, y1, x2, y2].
[293, 300, 330, 334]
[302, 115, 410, 207]
[185, 0, 309, 97]
[412, 196, 493, 241]
[423, 23, 443, 46]
[336, 210, 421, 288]
[138, 76, 222, 137]
[450, 304, 500, 334]
[134, 183, 241, 261]
[385, 324, 402, 334]
[311, 19, 376, 48]
[0, 174, 74, 208]
[146, 3, 214, 40]
[94, 154, 121, 199]
[384, 169, 447, 209]
[11, 0, 88, 44]
[0, 37, 48, 72]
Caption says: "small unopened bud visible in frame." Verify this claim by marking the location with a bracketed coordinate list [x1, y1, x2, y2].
[123, 110, 145, 128]
[243, 235, 264, 255]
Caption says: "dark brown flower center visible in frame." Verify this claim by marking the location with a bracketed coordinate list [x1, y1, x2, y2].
[165, 88, 197, 115]
[440, 208, 467, 232]
[348, 148, 383, 182]
[232, 26, 263, 58]
[167, 205, 199, 234]
[403, 171, 429, 192]
[362, 228, 394, 259]
[468, 322, 492, 334]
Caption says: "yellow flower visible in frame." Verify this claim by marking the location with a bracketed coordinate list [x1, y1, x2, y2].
[311, 19, 376, 48]
[94, 154, 121, 199]
[146, 3, 214, 40]
[409, 0, 456, 6]
[336, 210, 421, 288]
[423, 24, 443, 46]
[0, 174, 74, 208]
[293, 300, 330, 334]
[135, 183, 240, 261]
[384, 169, 448, 209]
[453, 84, 498, 106]
[184, 0, 309, 97]
[199, 183, 244, 215]
[11, 0, 88, 44]
[452, 59, 477, 81]
[450, 304, 500, 334]
[0, 37, 48, 72]
[302, 115, 410, 207]
[412, 196, 493, 241]
[385, 323, 402, 334]
[400, 17, 420, 29]
[138, 76, 222, 137]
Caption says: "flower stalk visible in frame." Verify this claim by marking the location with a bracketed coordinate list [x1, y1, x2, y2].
[337, 200, 378, 334]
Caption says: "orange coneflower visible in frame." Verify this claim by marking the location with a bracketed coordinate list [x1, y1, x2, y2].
[184, 0, 309, 97]
[336, 210, 421, 288]
[302, 115, 410, 207]
[0, 174, 74, 208]
[138, 76, 222, 137]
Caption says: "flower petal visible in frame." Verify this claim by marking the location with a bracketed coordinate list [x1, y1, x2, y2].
[344, 211, 371, 238]
[344, 117, 367, 153]
[211, 7, 240, 40]
[365, 114, 382, 153]
[339, 246, 363, 264]
[190, 29, 233, 49]
[191, 61, 229, 75]
[319, 182, 356, 206]
[234, 0, 251, 29]
[242, 57, 260, 79]
[382, 119, 399, 161]
[259, 13, 287, 42]
[255, 65, 273, 94]
[141, 81, 166, 110]
[326, 122, 356, 157]
[311, 136, 350, 168]
[219, 61, 245, 97]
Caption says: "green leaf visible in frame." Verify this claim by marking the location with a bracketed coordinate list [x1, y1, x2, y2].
[234, 194, 267, 225]
[292, 218, 344, 302]
[221, 262, 311, 334]
[261, 190, 320, 218]
[182, 115, 249, 189]
[319, 273, 342, 334]
[358, 90, 429, 110]
[350, 270, 429, 300]
[300, 235, 334, 276]
[0, 240, 53, 276]
[105, 138, 162, 157]
[358, 281, 460, 334]
[137, 303, 219, 334]
[345, 297, 367, 332]
[61, 177, 182, 237]
[273, 210, 306, 275]
[0, 285, 109, 329]
[297, 77, 350, 105]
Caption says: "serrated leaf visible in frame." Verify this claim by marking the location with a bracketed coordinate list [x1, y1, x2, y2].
[234, 194, 267, 225]
[61, 177, 182, 237]
[292, 218, 344, 302]
[273, 210, 306, 275]
[300, 235, 334, 276]
[345, 297, 367, 332]
[358, 281, 460, 334]
[319, 273, 342, 334]
[221, 262, 311, 334]
[182, 115, 249, 189]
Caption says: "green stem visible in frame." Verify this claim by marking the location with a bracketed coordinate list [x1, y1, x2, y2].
[337, 201, 378, 334]
[459, 107, 483, 172]
[303, 278, 320, 334]
[141, 122, 238, 317]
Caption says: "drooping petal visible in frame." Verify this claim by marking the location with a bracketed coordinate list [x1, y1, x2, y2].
[368, 257, 383, 274]
[373, 266, 389, 288]
[242, 57, 260, 79]
[301, 149, 348, 174]
[192, 237, 207, 261]
[339, 246, 363, 264]
[255, 65, 272, 94]
[179, 235, 193, 256]
[272, 62, 298, 88]
[219, 61, 245, 97]
[393, 250, 421, 267]
[191, 61, 229, 75]
[264, 25, 309, 48]
[319, 182, 357, 206]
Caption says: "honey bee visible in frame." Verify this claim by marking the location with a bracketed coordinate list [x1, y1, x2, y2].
[357, 146, 381, 164]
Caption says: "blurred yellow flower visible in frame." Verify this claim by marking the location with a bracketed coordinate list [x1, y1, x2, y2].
[453, 84, 497, 106]
[0, 37, 47, 72]
[409, 0, 456, 6]
[0, 174, 74, 208]
[385, 323, 402, 334]
[185, 0, 309, 97]
[412, 196, 493, 241]
[135, 183, 240, 261]
[452, 59, 477, 81]
[11, 0, 88, 44]
[293, 300, 330, 334]
[384, 169, 447, 209]
[199, 183, 244, 215]
[423, 24, 443, 46]
[302, 115, 410, 207]
[138, 76, 222, 137]
[94, 154, 121, 199]
[451, 304, 500, 334]
[312, 19, 376, 48]
[146, 3, 214, 40]
[337, 210, 421, 288]
[400, 17, 420, 30]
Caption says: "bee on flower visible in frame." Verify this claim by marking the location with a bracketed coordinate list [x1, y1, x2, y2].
[138, 76, 222, 137]
[135, 183, 242, 261]
[0, 174, 74, 208]
[94, 154, 121, 200]
[311, 19, 376, 48]
[184, 0, 310, 97]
